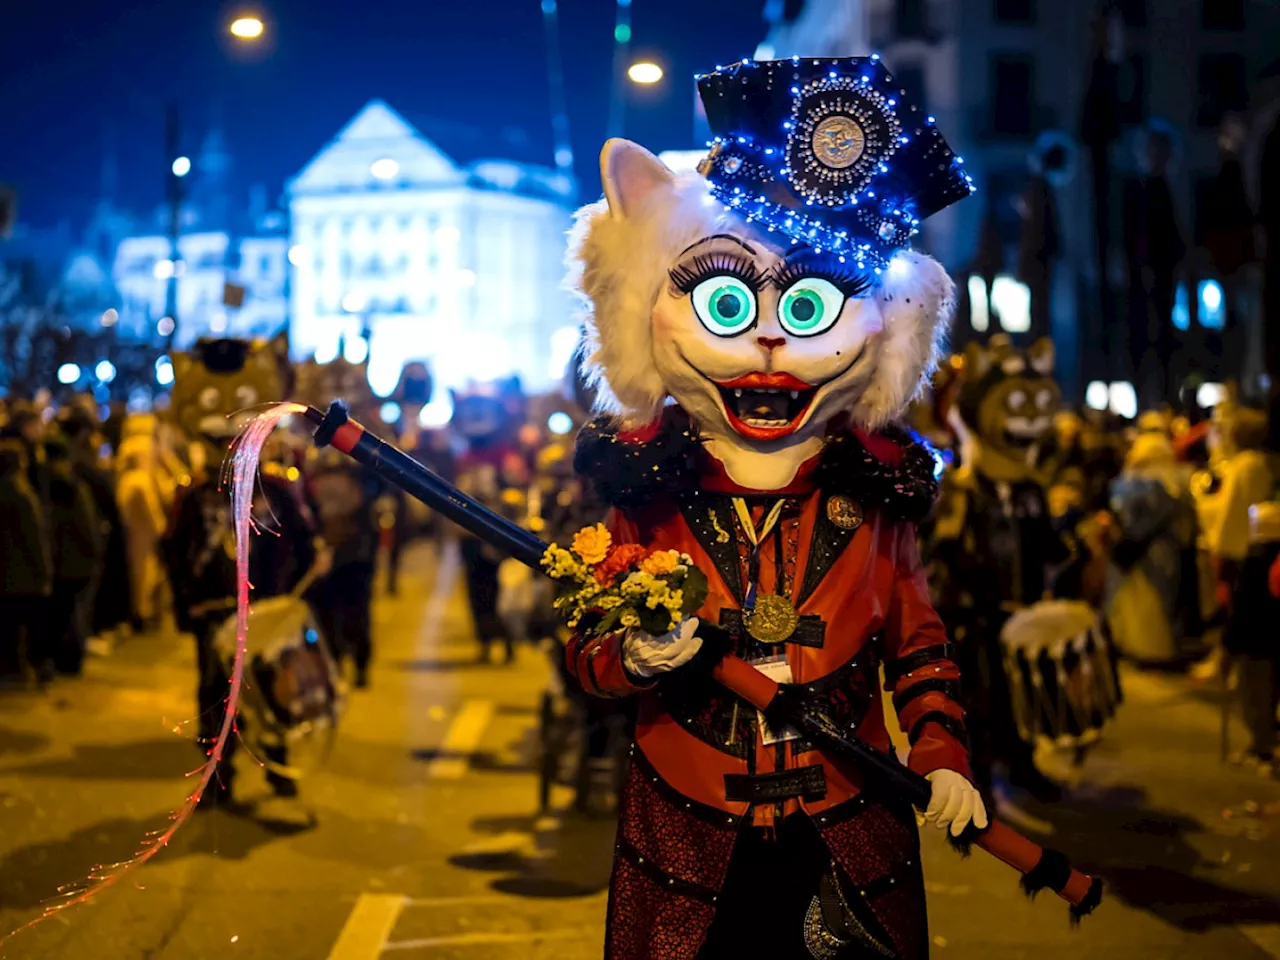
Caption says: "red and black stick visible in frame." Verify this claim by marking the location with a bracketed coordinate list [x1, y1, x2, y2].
[305, 399, 1102, 919]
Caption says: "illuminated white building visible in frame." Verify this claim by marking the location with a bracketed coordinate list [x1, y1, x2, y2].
[287, 100, 577, 399]
[112, 129, 289, 344]
[112, 229, 288, 342]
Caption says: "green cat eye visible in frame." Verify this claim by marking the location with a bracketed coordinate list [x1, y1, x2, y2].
[779, 278, 845, 337]
[691, 275, 757, 337]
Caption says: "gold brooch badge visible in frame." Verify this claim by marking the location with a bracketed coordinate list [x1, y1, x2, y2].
[826, 495, 863, 531]
[811, 115, 865, 170]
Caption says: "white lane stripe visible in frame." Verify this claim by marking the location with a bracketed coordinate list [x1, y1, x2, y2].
[426, 700, 494, 779]
[382, 928, 597, 950]
[1241, 924, 1280, 958]
[325, 894, 407, 960]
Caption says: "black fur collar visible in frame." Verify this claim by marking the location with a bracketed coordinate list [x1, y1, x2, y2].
[573, 410, 939, 524]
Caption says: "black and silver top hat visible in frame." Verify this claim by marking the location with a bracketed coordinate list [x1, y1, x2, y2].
[696, 56, 973, 270]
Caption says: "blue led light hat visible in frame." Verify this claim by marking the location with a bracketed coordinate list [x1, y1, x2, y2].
[696, 56, 974, 268]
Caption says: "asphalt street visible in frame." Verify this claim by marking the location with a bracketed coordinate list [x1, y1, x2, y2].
[1, 541, 1280, 959]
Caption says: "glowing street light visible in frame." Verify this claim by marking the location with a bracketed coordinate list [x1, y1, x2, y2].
[57, 363, 82, 385]
[172, 156, 191, 177]
[627, 61, 663, 84]
[96, 360, 117, 383]
[230, 16, 265, 40]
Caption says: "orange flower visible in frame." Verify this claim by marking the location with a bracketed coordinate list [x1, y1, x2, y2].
[594, 543, 647, 585]
[640, 549, 680, 576]
[572, 523, 612, 564]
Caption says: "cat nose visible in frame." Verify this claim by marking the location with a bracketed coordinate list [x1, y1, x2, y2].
[757, 336, 786, 351]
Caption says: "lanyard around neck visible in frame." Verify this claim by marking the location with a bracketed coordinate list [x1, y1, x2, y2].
[732, 498, 786, 613]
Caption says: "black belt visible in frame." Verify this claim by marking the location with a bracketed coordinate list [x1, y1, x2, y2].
[724, 764, 827, 804]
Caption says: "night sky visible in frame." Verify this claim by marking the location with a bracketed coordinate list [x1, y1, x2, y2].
[0, 0, 767, 229]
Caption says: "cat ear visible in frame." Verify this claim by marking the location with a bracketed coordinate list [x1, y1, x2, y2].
[600, 138, 675, 220]
[1029, 337, 1055, 376]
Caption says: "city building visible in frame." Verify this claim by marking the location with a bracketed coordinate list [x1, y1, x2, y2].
[109, 101, 577, 409]
[112, 129, 289, 345]
[761, 0, 1280, 403]
[287, 100, 577, 404]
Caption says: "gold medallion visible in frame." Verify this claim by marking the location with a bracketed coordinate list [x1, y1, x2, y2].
[812, 115, 865, 170]
[826, 495, 863, 531]
[746, 593, 800, 645]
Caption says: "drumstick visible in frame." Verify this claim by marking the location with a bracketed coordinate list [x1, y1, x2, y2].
[709, 644, 1103, 919]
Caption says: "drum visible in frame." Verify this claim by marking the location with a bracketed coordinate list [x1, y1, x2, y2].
[212, 596, 345, 780]
[1000, 600, 1121, 750]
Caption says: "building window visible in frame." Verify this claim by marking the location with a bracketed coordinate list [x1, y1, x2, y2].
[991, 54, 1035, 136]
[895, 0, 928, 39]
[1197, 53, 1247, 127]
[1202, 0, 1244, 30]
[260, 254, 272, 275]
[897, 64, 927, 114]
[993, 0, 1033, 24]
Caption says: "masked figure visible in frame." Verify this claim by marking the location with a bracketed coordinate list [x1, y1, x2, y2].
[162, 336, 322, 807]
[931, 335, 1088, 801]
[453, 378, 531, 663]
[561, 57, 982, 960]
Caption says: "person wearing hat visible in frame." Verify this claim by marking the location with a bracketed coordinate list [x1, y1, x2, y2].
[561, 56, 983, 958]
[1223, 501, 1280, 775]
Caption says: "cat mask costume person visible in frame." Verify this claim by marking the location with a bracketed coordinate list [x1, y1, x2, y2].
[564, 57, 983, 960]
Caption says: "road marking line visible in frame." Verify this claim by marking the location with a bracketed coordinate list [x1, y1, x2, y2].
[326, 894, 406, 960]
[426, 700, 494, 779]
[382, 928, 597, 950]
[404, 892, 606, 907]
[1241, 924, 1280, 958]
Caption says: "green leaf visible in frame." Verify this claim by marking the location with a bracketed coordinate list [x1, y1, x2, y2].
[638, 604, 673, 636]
[681, 566, 709, 614]
[596, 608, 622, 634]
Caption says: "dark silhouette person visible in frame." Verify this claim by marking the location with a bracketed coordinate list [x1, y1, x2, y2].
[1201, 115, 1259, 391]
[1123, 123, 1185, 409]
[1018, 137, 1070, 343]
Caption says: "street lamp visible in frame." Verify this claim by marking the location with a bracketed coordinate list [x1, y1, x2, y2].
[171, 156, 191, 177]
[627, 61, 663, 84]
[230, 16, 265, 40]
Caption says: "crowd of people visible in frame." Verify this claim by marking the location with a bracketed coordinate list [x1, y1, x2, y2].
[0, 397, 181, 683]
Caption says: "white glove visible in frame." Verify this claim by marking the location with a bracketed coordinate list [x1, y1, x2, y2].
[924, 769, 988, 837]
[621, 617, 702, 678]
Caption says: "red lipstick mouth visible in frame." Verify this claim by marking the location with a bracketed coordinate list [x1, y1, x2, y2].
[713, 373, 817, 440]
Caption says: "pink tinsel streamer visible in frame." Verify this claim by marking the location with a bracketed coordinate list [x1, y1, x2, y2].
[1, 403, 308, 946]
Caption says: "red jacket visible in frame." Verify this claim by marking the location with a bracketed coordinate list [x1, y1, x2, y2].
[566, 421, 969, 960]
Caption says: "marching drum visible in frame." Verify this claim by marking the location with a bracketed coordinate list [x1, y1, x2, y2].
[212, 595, 345, 781]
[1000, 600, 1121, 751]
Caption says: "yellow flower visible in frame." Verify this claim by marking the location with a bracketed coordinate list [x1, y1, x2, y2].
[620, 571, 657, 597]
[598, 595, 624, 610]
[640, 549, 680, 576]
[572, 523, 612, 565]
[620, 610, 640, 628]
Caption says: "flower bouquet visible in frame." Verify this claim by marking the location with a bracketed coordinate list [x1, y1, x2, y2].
[541, 523, 709, 637]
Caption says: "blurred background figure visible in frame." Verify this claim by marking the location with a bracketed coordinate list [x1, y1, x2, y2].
[1017, 133, 1071, 343]
[116, 424, 168, 632]
[452, 378, 529, 665]
[1201, 115, 1259, 394]
[57, 407, 133, 652]
[1223, 501, 1280, 776]
[43, 432, 103, 676]
[1123, 121, 1185, 410]
[307, 449, 378, 688]
[0, 437, 51, 684]
[1106, 424, 1201, 666]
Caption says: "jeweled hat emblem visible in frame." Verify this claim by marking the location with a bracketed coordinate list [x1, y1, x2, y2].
[812, 116, 865, 170]
[826, 495, 863, 531]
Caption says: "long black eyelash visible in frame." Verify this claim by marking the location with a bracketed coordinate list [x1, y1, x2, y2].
[772, 260, 872, 299]
[668, 253, 764, 294]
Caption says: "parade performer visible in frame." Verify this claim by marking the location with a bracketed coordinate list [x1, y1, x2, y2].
[453, 377, 531, 664]
[559, 55, 984, 959]
[930, 335, 1071, 801]
[162, 336, 325, 806]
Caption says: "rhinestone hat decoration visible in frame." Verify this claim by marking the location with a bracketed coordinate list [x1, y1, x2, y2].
[694, 56, 974, 270]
